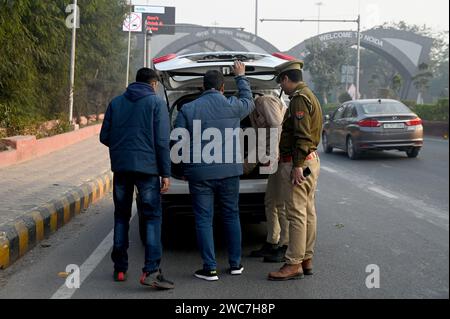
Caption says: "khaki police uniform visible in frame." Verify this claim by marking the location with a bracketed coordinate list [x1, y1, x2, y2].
[276, 60, 323, 266]
[244, 96, 289, 246]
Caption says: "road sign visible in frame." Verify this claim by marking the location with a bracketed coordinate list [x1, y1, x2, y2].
[123, 12, 143, 32]
[341, 65, 355, 84]
[143, 6, 175, 35]
[134, 5, 165, 14]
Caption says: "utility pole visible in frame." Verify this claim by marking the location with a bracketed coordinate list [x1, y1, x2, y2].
[255, 0, 259, 36]
[315, 2, 323, 35]
[146, 28, 153, 68]
[68, 0, 78, 124]
[260, 16, 362, 100]
[356, 14, 361, 100]
[125, 1, 132, 87]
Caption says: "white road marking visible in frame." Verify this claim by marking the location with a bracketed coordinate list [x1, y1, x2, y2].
[368, 187, 399, 199]
[381, 164, 393, 168]
[321, 166, 338, 174]
[51, 209, 137, 299]
[320, 162, 448, 230]
[424, 137, 449, 143]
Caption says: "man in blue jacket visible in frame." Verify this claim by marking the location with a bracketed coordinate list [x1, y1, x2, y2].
[174, 61, 255, 281]
[100, 68, 174, 289]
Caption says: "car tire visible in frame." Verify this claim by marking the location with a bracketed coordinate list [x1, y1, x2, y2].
[346, 136, 360, 160]
[322, 132, 333, 153]
[406, 147, 420, 158]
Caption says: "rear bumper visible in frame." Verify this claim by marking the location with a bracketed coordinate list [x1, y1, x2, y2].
[158, 178, 268, 221]
[356, 139, 424, 150]
[354, 127, 424, 151]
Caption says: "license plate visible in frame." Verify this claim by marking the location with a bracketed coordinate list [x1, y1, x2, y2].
[384, 123, 405, 129]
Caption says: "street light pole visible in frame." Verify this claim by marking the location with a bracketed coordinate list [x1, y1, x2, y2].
[146, 29, 153, 68]
[356, 14, 361, 100]
[315, 2, 323, 35]
[255, 0, 259, 36]
[125, 1, 132, 87]
[68, 0, 78, 124]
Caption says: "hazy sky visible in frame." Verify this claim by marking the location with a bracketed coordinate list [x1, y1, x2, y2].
[132, 0, 449, 51]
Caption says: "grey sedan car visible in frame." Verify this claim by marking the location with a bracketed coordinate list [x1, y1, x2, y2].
[322, 99, 424, 160]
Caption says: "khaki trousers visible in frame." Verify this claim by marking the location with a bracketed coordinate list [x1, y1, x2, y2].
[279, 157, 320, 265]
[265, 167, 289, 246]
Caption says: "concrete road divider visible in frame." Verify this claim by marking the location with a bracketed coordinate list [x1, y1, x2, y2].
[0, 172, 113, 269]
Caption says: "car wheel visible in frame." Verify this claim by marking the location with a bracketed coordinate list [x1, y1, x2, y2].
[406, 147, 420, 158]
[322, 132, 333, 153]
[346, 136, 360, 160]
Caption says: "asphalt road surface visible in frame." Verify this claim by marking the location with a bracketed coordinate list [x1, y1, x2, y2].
[0, 138, 448, 299]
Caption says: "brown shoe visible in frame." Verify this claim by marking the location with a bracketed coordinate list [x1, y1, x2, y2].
[302, 259, 313, 276]
[268, 263, 304, 281]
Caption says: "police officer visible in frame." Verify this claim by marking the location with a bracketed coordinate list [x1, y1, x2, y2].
[268, 60, 323, 281]
[246, 96, 290, 263]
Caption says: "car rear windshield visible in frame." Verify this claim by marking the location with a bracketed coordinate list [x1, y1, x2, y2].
[361, 102, 412, 114]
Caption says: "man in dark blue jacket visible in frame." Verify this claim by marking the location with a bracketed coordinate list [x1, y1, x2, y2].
[100, 68, 174, 289]
[174, 61, 255, 281]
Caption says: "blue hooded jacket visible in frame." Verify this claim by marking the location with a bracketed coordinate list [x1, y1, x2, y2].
[174, 76, 255, 182]
[100, 82, 171, 177]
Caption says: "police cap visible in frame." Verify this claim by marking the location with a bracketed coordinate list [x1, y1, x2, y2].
[275, 60, 304, 83]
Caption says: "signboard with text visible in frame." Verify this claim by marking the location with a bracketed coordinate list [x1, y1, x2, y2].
[142, 6, 175, 35]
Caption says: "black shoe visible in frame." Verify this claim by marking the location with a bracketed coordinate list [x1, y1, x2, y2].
[228, 265, 244, 275]
[249, 242, 278, 258]
[194, 269, 219, 281]
[140, 269, 175, 290]
[263, 245, 288, 263]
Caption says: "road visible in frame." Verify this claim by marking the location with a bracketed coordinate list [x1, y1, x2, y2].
[0, 138, 448, 299]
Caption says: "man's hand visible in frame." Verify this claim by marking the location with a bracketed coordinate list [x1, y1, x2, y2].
[160, 177, 170, 194]
[291, 167, 306, 186]
[233, 60, 245, 77]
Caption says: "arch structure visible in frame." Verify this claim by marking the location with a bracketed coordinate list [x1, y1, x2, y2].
[151, 24, 279, 59]
[285, 28, 433, 99]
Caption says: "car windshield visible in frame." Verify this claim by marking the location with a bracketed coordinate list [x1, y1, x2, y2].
[361, 102, 412, 114]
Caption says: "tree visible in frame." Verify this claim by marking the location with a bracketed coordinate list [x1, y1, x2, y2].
[304, 41, 351, 104]
[413, 63, 433, 104]
[0, 0, 127, 136]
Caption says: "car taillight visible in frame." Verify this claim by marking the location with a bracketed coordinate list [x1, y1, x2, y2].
[272, 52, 297, 61]
[406, 117, 422, 126]
[358, 119, 381, 127]
[153, 53, 177, 65]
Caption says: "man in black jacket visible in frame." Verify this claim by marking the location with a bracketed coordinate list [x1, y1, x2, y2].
[100, 68, 174, 289]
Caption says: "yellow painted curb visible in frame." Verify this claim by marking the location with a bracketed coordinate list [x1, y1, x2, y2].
[14, 221, 29, 257]
[30, 211, 44, 242]
[0, 232, 9, 269]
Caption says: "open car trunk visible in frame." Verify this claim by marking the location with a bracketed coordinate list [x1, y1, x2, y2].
[156, 52, 289, 181]
[155, 52, 284, 91]
[170, 92, 277, 181]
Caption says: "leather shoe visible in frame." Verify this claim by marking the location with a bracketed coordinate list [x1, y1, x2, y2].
[268, 263, 304, 281]
[302, 259, 313, 276]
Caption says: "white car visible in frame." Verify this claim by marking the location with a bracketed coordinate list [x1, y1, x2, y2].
[137, 51, 294, 242]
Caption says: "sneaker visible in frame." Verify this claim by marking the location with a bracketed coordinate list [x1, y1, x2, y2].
[140, 269, 175, 290]
[228, 265, 244, 275]
[113, 271, 127, 282]
[249, 242, 278, 258]
[263, 245, 288, 263]
[194, 269, 219, 281]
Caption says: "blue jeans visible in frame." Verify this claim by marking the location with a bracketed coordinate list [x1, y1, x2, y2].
[189, 176, 242, 271]
[111, 172, 162, 273]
